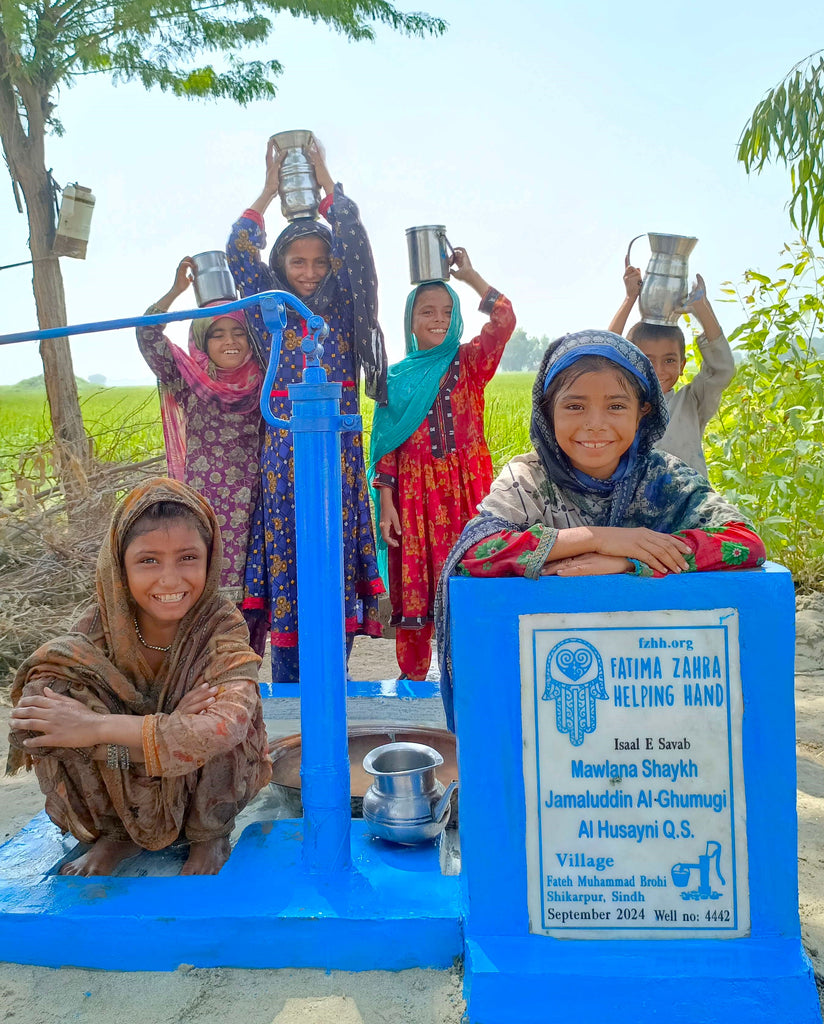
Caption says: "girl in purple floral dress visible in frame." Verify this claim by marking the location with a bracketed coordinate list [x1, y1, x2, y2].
[136, 258, 265, 650]
[226, 137, 387, 681]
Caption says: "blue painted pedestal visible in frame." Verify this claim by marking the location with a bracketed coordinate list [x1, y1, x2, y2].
[0, 816, 460, 970]
[450, 563, 821, 1023]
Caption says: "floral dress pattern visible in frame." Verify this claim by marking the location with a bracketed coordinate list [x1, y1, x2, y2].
[375, 293, 515, 677]
[136, 322, 262, 602]
[227, 191, 383, 681]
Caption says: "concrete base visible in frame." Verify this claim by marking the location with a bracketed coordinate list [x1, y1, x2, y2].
[0, 814, 461, 971]
[464, 934, 821, 1023]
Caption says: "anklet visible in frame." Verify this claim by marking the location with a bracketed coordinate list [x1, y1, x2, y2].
[134, 616, 172, 652]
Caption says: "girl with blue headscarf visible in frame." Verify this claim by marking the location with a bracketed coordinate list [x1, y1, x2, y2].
[369, 250, 516, 679]
[435, 330, 765, 728]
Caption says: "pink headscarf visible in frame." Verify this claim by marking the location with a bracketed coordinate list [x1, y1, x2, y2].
[160, 308, 263, 480]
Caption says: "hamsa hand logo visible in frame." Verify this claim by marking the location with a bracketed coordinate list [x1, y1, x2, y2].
[543, 638, 608, 746]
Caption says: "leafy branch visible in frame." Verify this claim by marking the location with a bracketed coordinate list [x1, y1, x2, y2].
[738, 50, 824, 243]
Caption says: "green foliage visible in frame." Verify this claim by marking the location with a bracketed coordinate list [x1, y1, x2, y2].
[498, 328, 549, 373]
[0, 1, 447, 117]
[704, 241, 824, 587]
[738, 50, 824, 244]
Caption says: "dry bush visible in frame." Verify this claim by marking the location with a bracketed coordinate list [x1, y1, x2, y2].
[0, 452, 166, 694]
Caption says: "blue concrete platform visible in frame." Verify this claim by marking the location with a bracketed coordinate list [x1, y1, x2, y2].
[0, 815, 461, 971]
[464, 934, 820, 1023]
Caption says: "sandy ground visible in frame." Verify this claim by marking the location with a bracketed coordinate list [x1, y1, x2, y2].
[1, 615, 823, 1022]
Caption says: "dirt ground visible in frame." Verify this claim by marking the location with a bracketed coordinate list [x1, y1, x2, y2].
[1, 612, 823, 1022]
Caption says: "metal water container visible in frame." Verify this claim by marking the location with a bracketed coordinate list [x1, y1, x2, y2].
[627, 232, 699, 326]
[191, 251, 237, 307]
[272, 130, 321, 221]
[406, 225, 455, 284]
[362, 742, 458, 845]
[52, 184, 96, 260]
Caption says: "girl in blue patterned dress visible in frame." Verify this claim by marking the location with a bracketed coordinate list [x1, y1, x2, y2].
[226, 136, 387, 681]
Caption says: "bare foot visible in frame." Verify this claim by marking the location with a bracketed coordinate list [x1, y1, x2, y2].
[60, 837, 141, 876]
[180, 836, 231, 875]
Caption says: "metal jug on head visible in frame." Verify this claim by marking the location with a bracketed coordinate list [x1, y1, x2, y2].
[406, 225, 456, 284]
[191, 251, 237, 307]
[272, 130, 321, 221]
[627, 232, 698, 326]
[362, 741, 458, 845]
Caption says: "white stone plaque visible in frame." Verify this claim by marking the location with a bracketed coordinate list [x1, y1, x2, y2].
[520, 609, 749, 939]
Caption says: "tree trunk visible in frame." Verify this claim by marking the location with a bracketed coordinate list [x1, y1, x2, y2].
[0, 67, 90, 506]
[17, 151, 90, 502]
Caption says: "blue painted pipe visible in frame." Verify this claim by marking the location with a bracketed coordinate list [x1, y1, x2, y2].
[0, 291, 311, 347]
[257, 300, 353, 874]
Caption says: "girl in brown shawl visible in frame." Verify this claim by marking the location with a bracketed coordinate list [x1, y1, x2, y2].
[8, 478, 272, 876]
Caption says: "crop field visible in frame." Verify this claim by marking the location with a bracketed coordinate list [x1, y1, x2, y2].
[0, 375, 534, 502]
[0, 383, 163, 498]
[3, 354, 824, 587]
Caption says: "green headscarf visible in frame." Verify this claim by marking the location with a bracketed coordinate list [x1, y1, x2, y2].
[368, 281, 464, 585]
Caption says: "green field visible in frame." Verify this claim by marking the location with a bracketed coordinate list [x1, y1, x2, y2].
[0, 375, 534, 503]
[0, 382, 163, 499]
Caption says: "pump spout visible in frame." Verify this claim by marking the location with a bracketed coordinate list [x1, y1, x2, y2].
[432, 780, 458, 823]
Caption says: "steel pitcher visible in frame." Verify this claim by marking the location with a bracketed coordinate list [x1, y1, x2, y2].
[362, 741, 458, 845]
[627, 233, 698, 326]
[272, 130, 321, 221]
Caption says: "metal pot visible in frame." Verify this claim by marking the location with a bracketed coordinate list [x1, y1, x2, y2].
[191, 250, 237, 307]
[406, 225, 455, 285]
[362, 742, 458, 845]
[627, 232, 698, 326]
[272, 130, 321, 221]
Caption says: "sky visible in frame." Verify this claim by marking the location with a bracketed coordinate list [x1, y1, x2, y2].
[0, 0, 819, 385]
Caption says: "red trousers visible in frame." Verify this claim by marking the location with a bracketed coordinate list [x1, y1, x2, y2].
[395, 623, 434, 680]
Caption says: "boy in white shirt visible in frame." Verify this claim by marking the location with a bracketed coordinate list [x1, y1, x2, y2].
[609, 262, 735, 477]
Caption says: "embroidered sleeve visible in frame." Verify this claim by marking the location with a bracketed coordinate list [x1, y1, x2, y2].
[326, 186, 380, 321]
[135, 304, 183, 391]
[462, 294, 517, 387]
[663, 522, 765, 577]
[226, 214, 275, 299]
[459, 524, 552, 577]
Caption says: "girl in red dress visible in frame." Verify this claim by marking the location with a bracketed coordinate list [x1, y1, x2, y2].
[369, 250, 516, 679]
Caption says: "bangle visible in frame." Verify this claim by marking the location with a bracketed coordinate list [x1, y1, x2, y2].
[627, 558, 654, 578]
[106, 744, 131, 770]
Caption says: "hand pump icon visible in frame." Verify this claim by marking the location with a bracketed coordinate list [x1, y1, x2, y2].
[671, 841, 725, 901]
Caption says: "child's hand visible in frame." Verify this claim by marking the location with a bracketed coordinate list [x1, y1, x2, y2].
[171, 257, 195, 298]
[450, 247, 474, 282]
[681, 273, 707, 312]
[176, 683, 218, 716]
[623, 256, 642, 300]
[591, 526, 692, 575]
[379, 498, 402, 548]
[543, 553, 631, 577]
[10, 687, 103, 749]
[306, 136, 334, 195]
[264, 137, 286, 199]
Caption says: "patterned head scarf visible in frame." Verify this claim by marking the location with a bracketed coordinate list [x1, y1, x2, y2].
[159, 308, 262, 481]
[530, 330, 668, 526]
[99, 478, 223, 676]
[268, 218, 336, 317]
